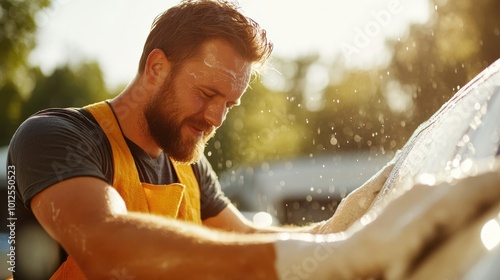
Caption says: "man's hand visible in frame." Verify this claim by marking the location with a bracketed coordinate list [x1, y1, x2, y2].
[314, 155, 397, 234]
[336, 160, 500, 279]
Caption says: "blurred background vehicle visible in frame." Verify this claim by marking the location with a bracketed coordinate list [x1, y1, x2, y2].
[220, 152, 391, 226]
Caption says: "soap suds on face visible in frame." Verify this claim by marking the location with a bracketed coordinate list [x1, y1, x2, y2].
[186, 69, 209, 80]
[202, 44, 251, 92]
[204, 53, 238, 79]
[187, 56, 249, 93]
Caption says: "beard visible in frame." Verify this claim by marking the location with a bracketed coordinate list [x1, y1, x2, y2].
[144, 77, 215, 164]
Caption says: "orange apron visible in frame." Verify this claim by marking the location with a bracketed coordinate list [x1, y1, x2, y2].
[50, 101, 202, 279]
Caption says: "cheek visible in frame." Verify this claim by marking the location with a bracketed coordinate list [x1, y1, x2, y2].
[180, 92, 207, 117]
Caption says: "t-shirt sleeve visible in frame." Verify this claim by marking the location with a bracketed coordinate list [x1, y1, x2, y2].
[8, 109, 111, 209]
[193, 156, 230, 220]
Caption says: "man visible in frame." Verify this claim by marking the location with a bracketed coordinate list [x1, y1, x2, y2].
[8, 0, 500, 279]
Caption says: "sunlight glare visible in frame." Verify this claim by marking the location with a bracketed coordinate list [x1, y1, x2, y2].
[481, 218, 500, 251]
[253, 211, 274, 227]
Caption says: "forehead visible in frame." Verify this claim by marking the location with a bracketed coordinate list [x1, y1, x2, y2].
[180, 39, 252, 94]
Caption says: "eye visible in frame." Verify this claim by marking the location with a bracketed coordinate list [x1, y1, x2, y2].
[200, 90, 215, 99]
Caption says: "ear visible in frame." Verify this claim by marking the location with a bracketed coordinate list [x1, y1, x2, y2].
[143, 49, 171, 87]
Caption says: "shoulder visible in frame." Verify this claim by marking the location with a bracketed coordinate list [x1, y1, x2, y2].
[10, 107, 103, 152]
[10, 108, 102, 165]
[8, 107, 113, 205]
[12, 108, 96, 140]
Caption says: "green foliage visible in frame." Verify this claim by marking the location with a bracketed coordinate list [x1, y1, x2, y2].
[0, 0, 51, 145]
[21, 62, 111, 120]
[0, 81, 24, 145]
[0, 0, 50, 94]
[312, 71, 395, 154]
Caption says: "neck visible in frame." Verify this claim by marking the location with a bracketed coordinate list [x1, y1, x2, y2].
[109, 82, 162, 158]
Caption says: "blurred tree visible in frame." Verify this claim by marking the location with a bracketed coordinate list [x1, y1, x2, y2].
[386, 0, 500, 131]
[312, 70, 395, 154]
[0, 0, 51, 145]
[263, 55, 329, 157]
[265, 57, 399, 157]
[0, 81, 24, 144]
[21, 62, 111, 120]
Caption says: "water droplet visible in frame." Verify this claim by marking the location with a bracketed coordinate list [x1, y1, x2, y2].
[330, 136, 338, 145]
[214, 141, 221, 150]
[354, 135, 362, 143]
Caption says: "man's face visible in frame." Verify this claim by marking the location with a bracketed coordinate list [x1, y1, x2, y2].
[144, 39, 251, 164]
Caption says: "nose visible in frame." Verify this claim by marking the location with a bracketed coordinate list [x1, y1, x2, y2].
[204, 102, 228, 128]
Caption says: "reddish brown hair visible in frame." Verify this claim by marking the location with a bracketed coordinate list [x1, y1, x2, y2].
[138, 0, 273, 75]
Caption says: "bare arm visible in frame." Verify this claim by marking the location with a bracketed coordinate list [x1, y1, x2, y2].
[32, 177, 279, 279]
[203, 204, 321, 234]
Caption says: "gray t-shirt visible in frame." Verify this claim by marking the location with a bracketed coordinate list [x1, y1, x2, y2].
[9, 106, 229, 218]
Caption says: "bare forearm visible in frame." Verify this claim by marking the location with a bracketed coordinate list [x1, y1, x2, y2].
[75, 212, 279, 279]
[246, 221, 326, 235]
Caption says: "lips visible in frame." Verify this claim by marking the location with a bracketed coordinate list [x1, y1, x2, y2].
[187, 123, 214, 139]
[183, 117, 215, 140]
